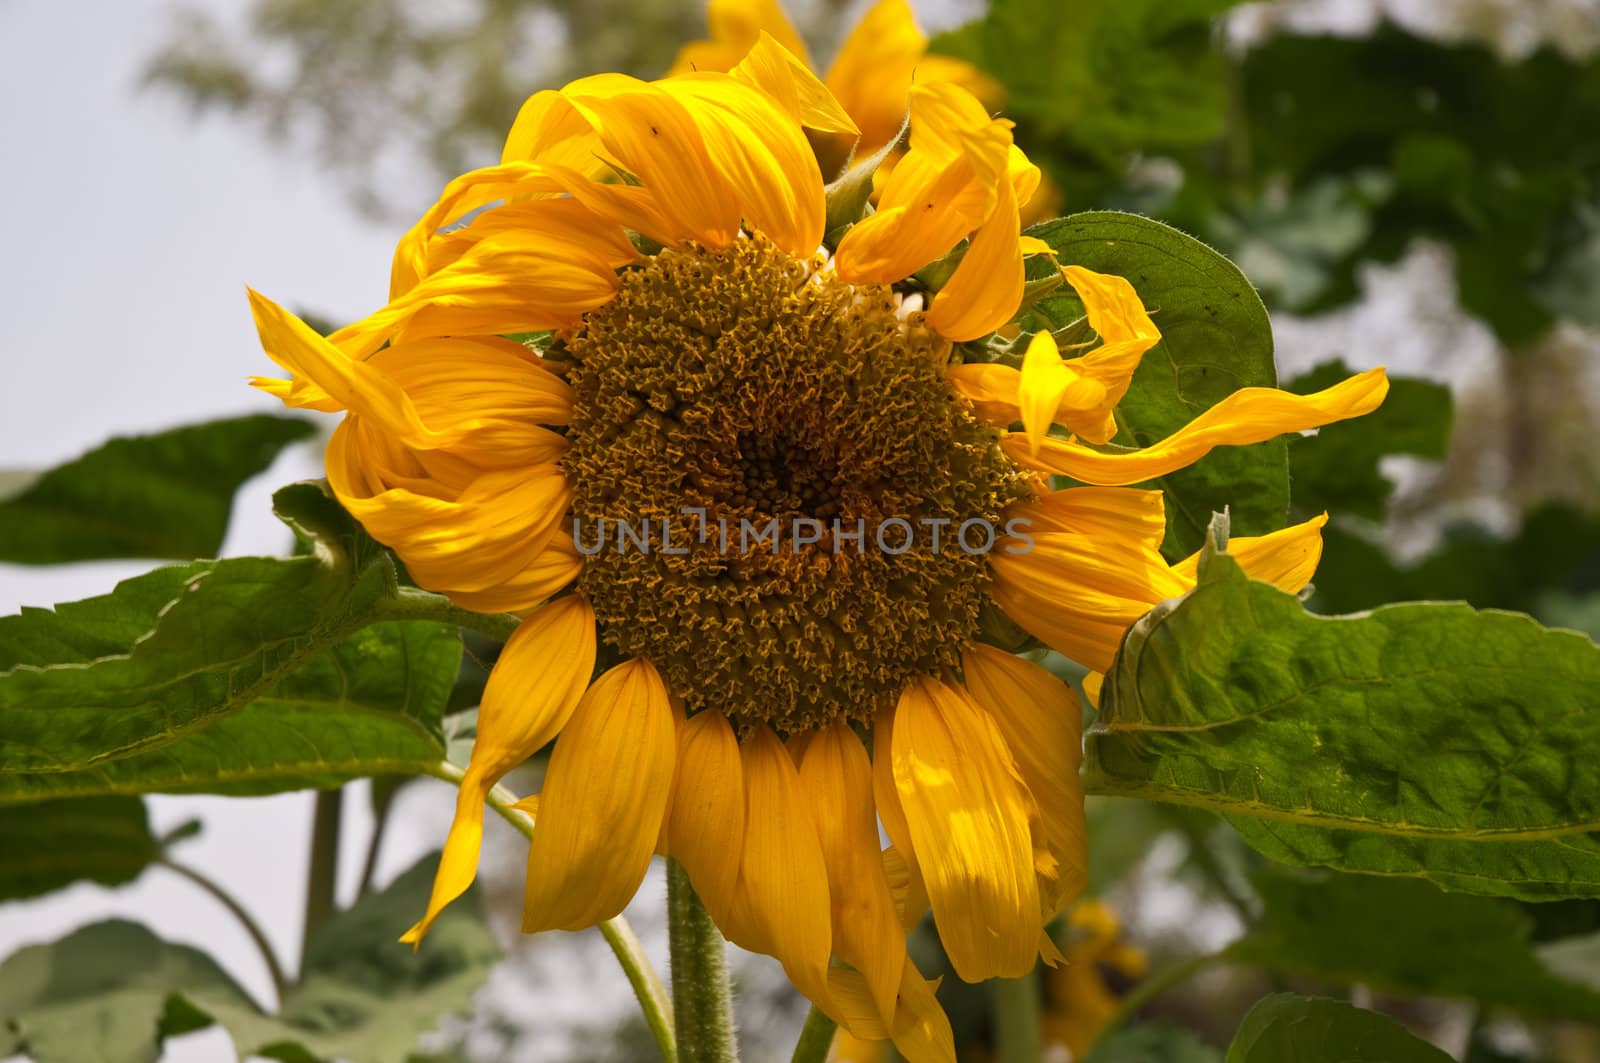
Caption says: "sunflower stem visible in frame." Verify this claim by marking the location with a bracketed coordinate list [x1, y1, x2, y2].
[159, 857, 289, 1005]
[425, 760, 678, 1061]
[991, 967, 1042, 1063]
[667, 858, 739, 1063]
[789, 1005, 836, 1063]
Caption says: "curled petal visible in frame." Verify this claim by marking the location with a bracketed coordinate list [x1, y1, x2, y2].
[402, 597, 596, 944]
[1004, 368, 1391, 484]
[1174, 513, 1329, 593]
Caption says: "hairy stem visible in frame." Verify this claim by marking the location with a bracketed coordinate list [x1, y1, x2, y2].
[425, 760, 677, 1061]
[668, 858, 738, 1063]
[789, 1005, 837, 1063]
[357, 776, 401, 897]
[160, 857, 290, 1004]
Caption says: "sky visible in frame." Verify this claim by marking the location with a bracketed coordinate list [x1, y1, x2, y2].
[0, 3, 434, 1060]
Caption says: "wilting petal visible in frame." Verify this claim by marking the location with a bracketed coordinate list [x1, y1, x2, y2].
[989, 531, 1187, 673]
[664, 76, 827, 255]
[523, 659, 680, 932]
[828, 958, 956, 1063]
[892, 676, 1040, 982]
[721, 725, 836, 1010]
[799, 720, 904, 1022]
[925, 172, 1024, 342]
[962, 644, 1088, 913]
[834, 83, 1011, 284]
[1004, 368, 1391, 484]
[561, 74, 743, 249]
[872, 705, 929, 931]
[667, 710, 745, 920]
[327, 429, 571, 597]
[402, 596, 596, 944]
[730, 32, 858, 136]
[446, 531, 583, 616]
[1007, 486, 1167, 551]
[1173, 512, 1329, 592]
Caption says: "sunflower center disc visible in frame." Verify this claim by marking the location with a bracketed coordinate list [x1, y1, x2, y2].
[561, 234, 1029, 733]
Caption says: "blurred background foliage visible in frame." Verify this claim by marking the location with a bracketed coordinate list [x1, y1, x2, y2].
[2, 0, 1584, 1059]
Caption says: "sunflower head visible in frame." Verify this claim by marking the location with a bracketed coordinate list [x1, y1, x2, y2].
[246, 12, 1387, 1062]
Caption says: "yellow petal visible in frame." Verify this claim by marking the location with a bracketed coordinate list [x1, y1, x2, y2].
[827, 958, 955, 1063]
[666, 710, 745, 919]
[1174, 512, 1329, 593]
[961, 644, 1088, 913]
[730, 32, 858, 136]
[523, 658, 680, 932]
[444, 531, 583, 616]
[891, 676, 1040, 982]
[872, 706, 930, 932]
[663, 75, 827, 255]
[989, 531, 1187, 673]
[327, 430, 571, 597]
[1006, 486, 1167, 551]
[1004, 368, 1391, 484]
[825, 0, 927, 154]
[924, 169, 1024, 342]
[561, 74, 743, 249]
[248, 290, 451, 448]
[799, 721, 904, 1024]
[668, 0, 811, 76]
[401, 597, 596, 944]
[834, 84, 1011, 284]
[722, 725, 836, 1010]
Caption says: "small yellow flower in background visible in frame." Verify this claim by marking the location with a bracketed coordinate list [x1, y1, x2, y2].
[1042, 900, 1149, 1059]
[247, 14, 1386, 1063]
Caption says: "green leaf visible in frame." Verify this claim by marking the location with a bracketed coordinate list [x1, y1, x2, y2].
[1027, 211, 1285, 557]
[1084, 528, 1600, 901]
[0, 856, 500, 1063]
[0, 414, 313, 565]
[0, 919, 263, 1063]
[1227, 868, 1600, 1023]
[0, 621, 459, 802]
[1287, 361, 1453, 521]
[1226, 994, 1453, 1063]
[0, 481, 402, 774]
[0, 796, 159, 900]
[1083, 1025, 1222, 1063]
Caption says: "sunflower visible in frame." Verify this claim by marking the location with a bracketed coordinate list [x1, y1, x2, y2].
[247, 33, 1385, 1062]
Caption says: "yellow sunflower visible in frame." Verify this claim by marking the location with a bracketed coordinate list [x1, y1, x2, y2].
[247, 33, 1385, 1063]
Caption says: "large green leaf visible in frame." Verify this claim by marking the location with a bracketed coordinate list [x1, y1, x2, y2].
[0, 482, 405, 774]
[0, 856, 500, 1063]
[0, 919, 262, 1063]
[0, 414, 313, 565]
[1286, 361, 1452, 522]
[0, 621, 458, 802]
[1027, 211, 1285, 557]
[1226, 994, 1452, 1063]
[1227, 868, 1600, 1023]
[1084, 519, 1600, 900]
[0, 796, 158, 900]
